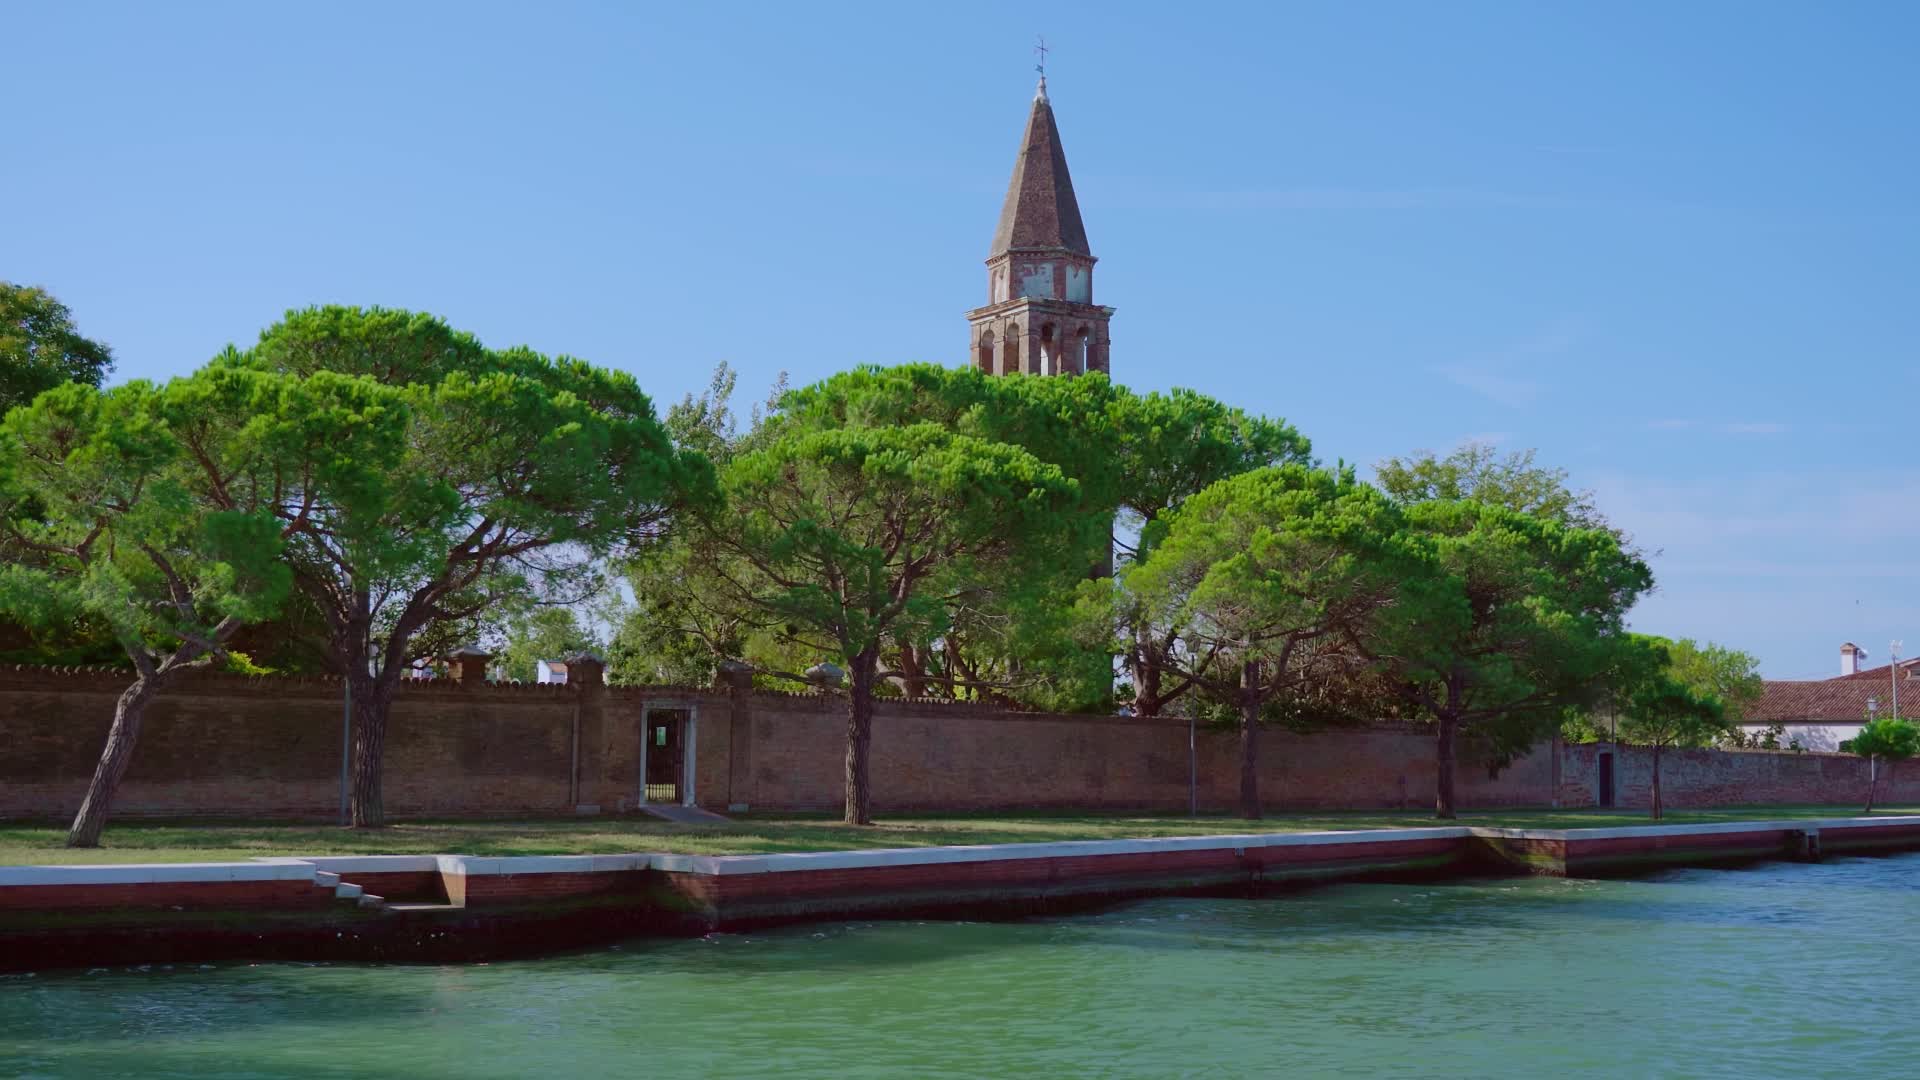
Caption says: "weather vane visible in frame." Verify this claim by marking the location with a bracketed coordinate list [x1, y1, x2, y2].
[1034, 35, 1049, 79]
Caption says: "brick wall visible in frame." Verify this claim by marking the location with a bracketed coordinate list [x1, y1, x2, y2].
[0, 666, 578, 820]
[1556, 742, 1913, 810]
[0, 664, 1897, 820]
[728, 692, 1556, 812]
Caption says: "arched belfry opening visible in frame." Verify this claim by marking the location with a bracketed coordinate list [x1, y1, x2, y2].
[963, 75, 1113, 381]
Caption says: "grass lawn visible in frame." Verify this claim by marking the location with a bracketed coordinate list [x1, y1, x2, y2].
[0, 804, 1909, 866]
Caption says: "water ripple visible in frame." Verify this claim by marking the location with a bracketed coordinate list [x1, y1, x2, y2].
[5, 854, 1920, 1078]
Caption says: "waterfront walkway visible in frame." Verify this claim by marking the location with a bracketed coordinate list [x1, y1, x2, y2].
[4, 804, 1912, 865]
[5, 812, 1919, 973]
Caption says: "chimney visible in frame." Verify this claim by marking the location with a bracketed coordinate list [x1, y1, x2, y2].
[1841, 642, 1866, 677]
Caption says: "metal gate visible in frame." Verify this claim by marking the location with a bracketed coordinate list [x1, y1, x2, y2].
[639, 704, 696, 806]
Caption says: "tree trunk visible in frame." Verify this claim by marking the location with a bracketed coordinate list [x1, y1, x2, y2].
[845, 650, 878, 825]
[66, 676, 163, 848]
[348, 671, 396, 828]
[1650, 743, 1664, 820]
[1133, 625, 1164, 717]
[897, 640, 927, 699]
[1239, 660, 1262, 820]
[1434, 713, 1459, 820]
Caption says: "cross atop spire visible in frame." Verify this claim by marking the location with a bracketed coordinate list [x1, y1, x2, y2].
[1034, 36, 1049, 100]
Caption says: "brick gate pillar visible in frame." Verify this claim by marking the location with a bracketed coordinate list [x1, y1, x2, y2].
[568, 652, 608, 814]
[716, 661, 755, 812]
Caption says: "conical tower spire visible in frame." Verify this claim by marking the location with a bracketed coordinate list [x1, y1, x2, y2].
[966, 65, 1112, 381]
[990, 78, 1090, 257]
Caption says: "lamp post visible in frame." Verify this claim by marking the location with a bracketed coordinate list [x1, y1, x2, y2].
[1892, 640, 1903, 720]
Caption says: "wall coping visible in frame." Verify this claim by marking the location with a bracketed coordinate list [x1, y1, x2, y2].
[650, 828, 1471, 876]
[10, 817, 1918, 886]
[253, 855, 443, 874]
[1473, 815, 1920, 842]
[0, 861, 320, 887]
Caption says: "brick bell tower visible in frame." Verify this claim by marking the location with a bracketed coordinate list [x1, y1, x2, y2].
[967, 73, 1113, 377]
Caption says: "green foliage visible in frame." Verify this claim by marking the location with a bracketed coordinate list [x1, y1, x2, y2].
[608, 538, 754, 686]
[630, 363, 1310, 715]
[693, 409, 1086, 822]
[1375, 442, 1611, 534]
[213, 305, 710, 672]
[0, 380, 292, 665]
[0, 283, 114, 416]
[1577, 636, 1723, 819]
[200, 305, 709, 825]
[756, 365, 1121, 705]
[495, 606, 603, 684]
[1125, 465, 1404, 679]
[1725, 721, 1786, 751]
[1663, 638, 1765, 725]
[1843, 717, 1920, 761]
[1845, 715, 1920, 812]
[710, 421, 1083, 667]
[609, 362, 793, 687]
[1571, 635, 1764, 744]
[663, 361, 787, 467]
[1617, 667, 1728, 751]
[216, 651, 277, 676]
[1120, 465, 1411, 816]
[1379, 500, 1654, 793]
[1113, 387, 1312, 559]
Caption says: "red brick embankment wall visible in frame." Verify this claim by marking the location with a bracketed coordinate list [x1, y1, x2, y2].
[1, 664, 1906, 819]
[11, 819, 1920, 972]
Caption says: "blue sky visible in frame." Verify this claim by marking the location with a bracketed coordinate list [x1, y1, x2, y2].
[8, 2, 1917, 678]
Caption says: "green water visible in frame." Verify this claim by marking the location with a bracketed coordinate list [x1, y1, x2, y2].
[6, 855, 1920, 1078]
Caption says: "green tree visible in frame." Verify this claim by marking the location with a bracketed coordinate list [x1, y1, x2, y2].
[0, 372, 391, 845]
[1614, 642, 1727, 819]
[609, 363, 789, 687]
[1375, 442, 1612, 534]
[662, 361, 787, 467]
[1843, 716, 1920, 813]
[202, 306, 709, 827]
[762, 364, 1122, 709]
[695, 421, 1083, 824]
[1379, 501, 1653, 819]
[1663, 638, 1765, 726]
[1, 283, 114, 416]
[495, 606, 603, 683]
[1122, 466, 1407, 819]
[608, 540, 754, 686]
[1112, 389, 1312, 716]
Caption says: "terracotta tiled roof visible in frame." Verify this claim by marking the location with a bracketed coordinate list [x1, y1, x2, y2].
[1833, 658, 1920, 682]
[1750, 679, 1900, 723]
[990, 81, 1091, 257]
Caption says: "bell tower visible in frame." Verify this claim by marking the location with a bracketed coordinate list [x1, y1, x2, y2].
[966, 73, 1113, 377]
